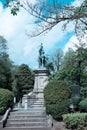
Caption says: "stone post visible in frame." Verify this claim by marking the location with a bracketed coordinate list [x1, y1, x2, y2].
[24, 99, 28, 110]
[14, 97, 16, 104]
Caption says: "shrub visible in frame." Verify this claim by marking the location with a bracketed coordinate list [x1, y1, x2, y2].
[44, 80, 71, 103]
[0, 88, 14, 115]
[63, 113, 87, 130]
[44, 80, 71, 120]
[79, 98, 87, 112]
[80, 87, 87, 99]
[46, 100, 70, 120]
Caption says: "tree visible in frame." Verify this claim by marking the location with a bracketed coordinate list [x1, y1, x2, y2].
[52, 48, 63, 71]
[51, 44, 87, 96]
[0, 36, 12, 90]
[75, 44, 87, 88]
[7, 0, 87, 39]
[45, 61, 54, 72]
[12, 64, 34, 99]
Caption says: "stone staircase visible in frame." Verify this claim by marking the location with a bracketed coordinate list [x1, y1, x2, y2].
[2, 98, 51, 130]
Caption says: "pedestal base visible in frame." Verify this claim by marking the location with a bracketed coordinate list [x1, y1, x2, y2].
[34, 68, 50, 93]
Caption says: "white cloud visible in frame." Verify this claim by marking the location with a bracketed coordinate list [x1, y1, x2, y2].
[63, 0, 87, 53]
[63, 36, 79, 52]
[64, 35, 87, 53]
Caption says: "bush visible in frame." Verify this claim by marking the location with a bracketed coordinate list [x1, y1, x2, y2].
[44, 80, 71, 103]
[79, 98, 87, 112]
[0, 88, 14, 115]
[46, 100, 70, 120]
[44, 80, 71, 120]
[80, 87, 87, 99]
[63, 113, 87, 130]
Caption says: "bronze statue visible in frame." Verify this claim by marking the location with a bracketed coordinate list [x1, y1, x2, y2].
[38, 43, 46, 68]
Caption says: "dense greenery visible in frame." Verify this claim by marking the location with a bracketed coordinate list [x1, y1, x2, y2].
[63, 113, 87, 130]
[80, 87, 87, 99]
[50, 46, 87, 96]
[0, 88, 13, 115]
[44, 44, 87, 120]
[12, 64, 34, 100]
[44, 80, 71, 120]
[0, 36, 35, 114]
[79, 98, 87, 112]
[0, 36, 13, 90]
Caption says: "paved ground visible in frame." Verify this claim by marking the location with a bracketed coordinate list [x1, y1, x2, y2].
[53, 121, 65, 130]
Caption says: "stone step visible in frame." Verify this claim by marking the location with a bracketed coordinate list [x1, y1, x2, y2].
[35, 100, 44, 103]
[32, 104, 45, 106]
[7, 117, 46, 122]
[31, 106, 45, 108]
[35, 99, 44, 101]
[10, 111, 45, 115]
[35, 100, 44, 102]
[2, 127, 51, 130]
[6, 122, 47, 127]
[9, 112, 46, 117]
[9, 115, 46, 119]
[33, 103, 44, 105]
[31, 107, 46, 110]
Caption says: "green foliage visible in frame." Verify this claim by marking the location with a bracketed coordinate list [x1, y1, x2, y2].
[44, 80, 71, 119]
[0, 88, 13, 115]
[8, 1, 21, 15]
[44, 80, 71, 103]
[0, 36, 13, 90]
[50, 46, 87, 97]
[12, 64, 34, 99]
[79, 98, 87, 112]
[63, 113, 87, 130]
[46, 100, 70, 120]
[80, 87, 87, 99]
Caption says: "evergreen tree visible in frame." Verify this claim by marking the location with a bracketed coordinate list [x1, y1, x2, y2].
[12, 64, 34, 99]
[0, 36, 12, 90]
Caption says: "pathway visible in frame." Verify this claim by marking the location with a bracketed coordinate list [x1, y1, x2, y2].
[1, 98, 52, 130]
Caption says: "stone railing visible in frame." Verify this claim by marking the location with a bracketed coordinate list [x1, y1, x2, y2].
[0, 108, 11, 128]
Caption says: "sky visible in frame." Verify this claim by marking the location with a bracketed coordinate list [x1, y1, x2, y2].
[0, 0, 85, 69]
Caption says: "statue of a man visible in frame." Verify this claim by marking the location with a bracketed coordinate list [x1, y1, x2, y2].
[38, 43, 46, 68]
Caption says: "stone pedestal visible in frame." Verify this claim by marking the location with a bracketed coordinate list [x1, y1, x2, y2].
[33, 68, 50, 98]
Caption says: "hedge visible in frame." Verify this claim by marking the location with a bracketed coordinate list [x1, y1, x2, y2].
[63, 113, 87, 130]
[44, 80, 71, 120]
[46, 100, 70, 120]
[79, 98, 87, 112]
[0, 88, 14, 115]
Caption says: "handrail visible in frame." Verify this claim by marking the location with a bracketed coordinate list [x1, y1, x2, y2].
[0, 108, 11, 128]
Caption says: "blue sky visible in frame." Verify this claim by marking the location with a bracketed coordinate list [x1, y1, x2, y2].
[0, 0, 84, 69]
